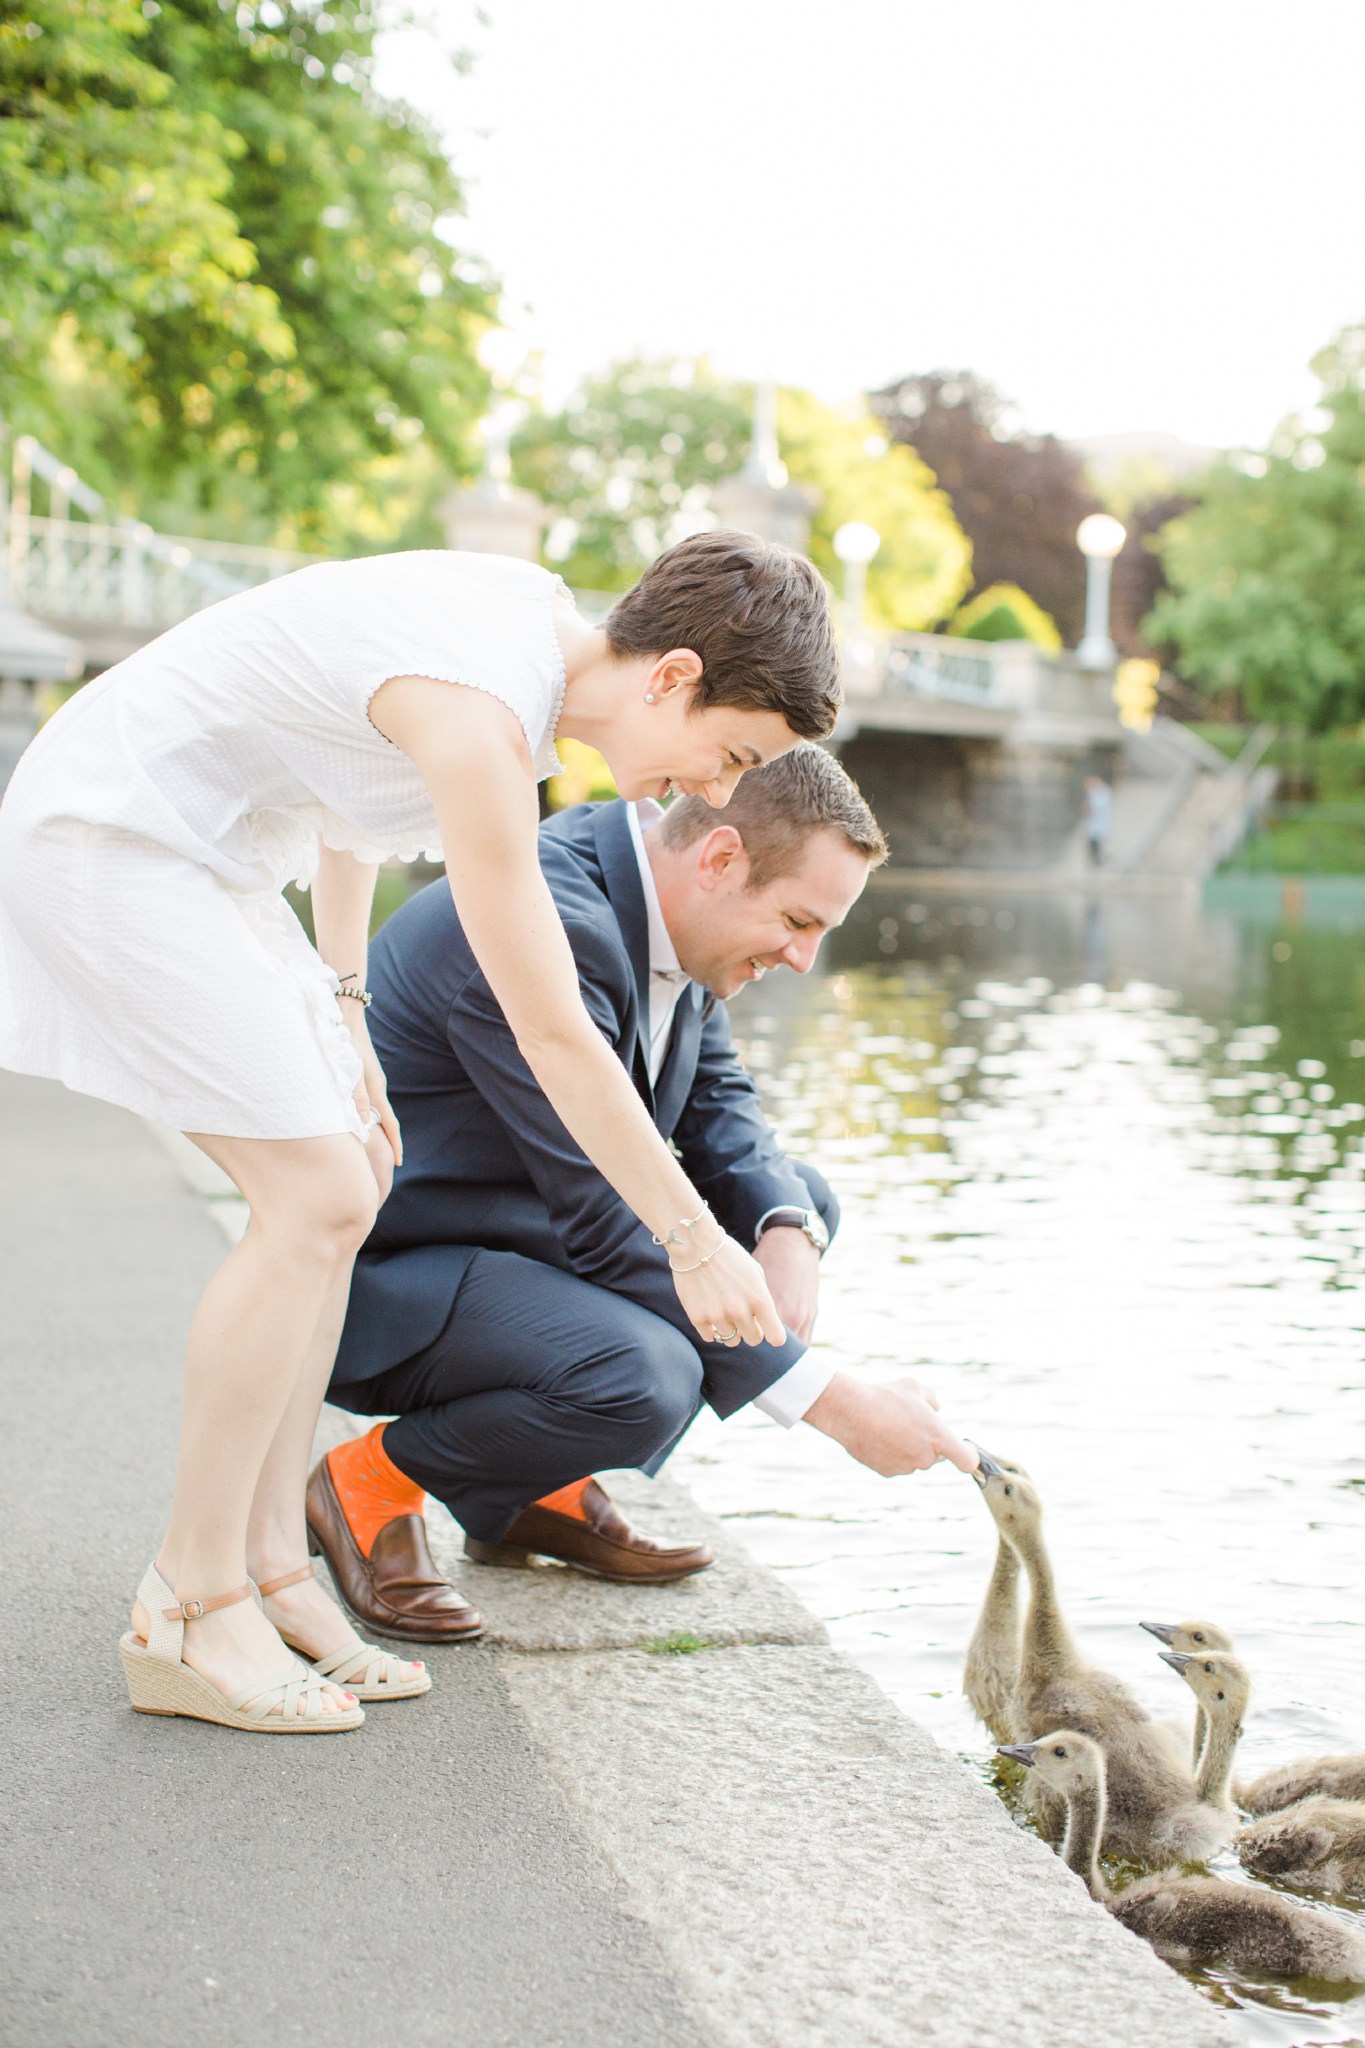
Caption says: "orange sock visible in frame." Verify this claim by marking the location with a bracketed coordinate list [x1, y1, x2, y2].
[534, 1477, 594, 1521]
[327, 1425, 427, 1556]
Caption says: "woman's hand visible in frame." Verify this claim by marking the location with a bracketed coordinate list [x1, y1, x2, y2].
[339, 999, 403, 1167]
[670, 1233, 786, 1349]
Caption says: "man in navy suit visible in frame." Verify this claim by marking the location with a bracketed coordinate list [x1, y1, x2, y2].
[309, 747, 976, 1640]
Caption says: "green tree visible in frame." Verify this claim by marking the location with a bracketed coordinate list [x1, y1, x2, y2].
[511, 358, 752, 592]
[951, 582, 1061, 648]
[777, 389, 970, 632]
[512, 359, 971, 630]
[1148, 324, 1365, 730]
[1, 0, 492, 544]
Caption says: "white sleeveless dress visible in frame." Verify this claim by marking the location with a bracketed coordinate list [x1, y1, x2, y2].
[0, 551, 566, 1140]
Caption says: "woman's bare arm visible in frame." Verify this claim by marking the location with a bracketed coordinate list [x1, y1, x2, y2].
[368, 676, 782, 1346]
[311, 843, 401, 1162]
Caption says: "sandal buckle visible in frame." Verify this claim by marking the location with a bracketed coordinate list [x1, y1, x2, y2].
[181, 1598, 205, 1620]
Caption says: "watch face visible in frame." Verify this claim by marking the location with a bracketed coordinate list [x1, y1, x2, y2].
[805, 1210, 830, 1251]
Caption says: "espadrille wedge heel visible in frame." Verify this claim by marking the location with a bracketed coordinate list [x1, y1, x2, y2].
[119, 1564, 365, 1733]
[256, 1564, 431, 1702]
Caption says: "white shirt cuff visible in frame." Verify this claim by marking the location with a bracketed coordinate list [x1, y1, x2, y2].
[750, 1354, 836, 1429]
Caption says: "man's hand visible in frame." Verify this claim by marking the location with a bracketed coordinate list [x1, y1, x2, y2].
[804, 1372, 979, 1478]
[753, 1225, 820, 1343]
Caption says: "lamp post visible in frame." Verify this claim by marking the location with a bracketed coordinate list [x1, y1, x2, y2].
[1075, 512, 1126, 669]
[832, 520, 881, 696]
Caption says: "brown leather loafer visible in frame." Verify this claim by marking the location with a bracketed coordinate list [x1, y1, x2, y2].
[464, 1479, 714, 1584]
[305, 1455, 484, 1644]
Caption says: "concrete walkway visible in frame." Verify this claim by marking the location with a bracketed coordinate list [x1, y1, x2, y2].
[0, 1071, 1238, 2048]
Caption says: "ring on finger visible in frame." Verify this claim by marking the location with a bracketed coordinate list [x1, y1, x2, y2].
[712, 1321, 739, 1346]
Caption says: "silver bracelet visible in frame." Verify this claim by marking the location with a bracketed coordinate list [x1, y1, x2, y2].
[336, 973, 372, 1009]
[667, 1247, 719, 1276]
[651, 1204, 715, 1255]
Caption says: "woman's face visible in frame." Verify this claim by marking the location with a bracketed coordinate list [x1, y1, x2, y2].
[604, 657, 804, 807]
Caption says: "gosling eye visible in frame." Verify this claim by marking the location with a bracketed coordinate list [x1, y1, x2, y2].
[1202, 1661, 1215, 1674]
[1215, 1689, 1226, 1701]
[1053, 1745, 1066, 1757]
[1192, 1632, 1207, 1644]
[1003, 1484, 1013, 1497]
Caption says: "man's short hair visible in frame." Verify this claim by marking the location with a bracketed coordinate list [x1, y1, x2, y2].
[654, 743, 888, 887]
[606, 530, 841, 741]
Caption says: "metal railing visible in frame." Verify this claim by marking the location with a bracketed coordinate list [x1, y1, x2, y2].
[880, 633, 1000, 706]
[3, 435, 318, 631]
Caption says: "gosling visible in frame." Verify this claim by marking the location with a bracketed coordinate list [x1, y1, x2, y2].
[999, 1731, 1365, 1985]
[964, 1449, 1025, 1744]
[1241, 1753, 1365, 1818]
[974, 1456, 1224, 1861]
[1155, 1649, 1249, 1820]
[1239, 1798, 1365, 1897]
[1140, 1619, 1236, 1769]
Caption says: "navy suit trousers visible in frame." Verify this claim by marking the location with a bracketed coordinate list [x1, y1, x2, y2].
[328, 1162, 836, 1541]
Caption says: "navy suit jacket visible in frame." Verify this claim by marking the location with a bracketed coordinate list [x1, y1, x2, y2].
[334, 799, 820, 1417]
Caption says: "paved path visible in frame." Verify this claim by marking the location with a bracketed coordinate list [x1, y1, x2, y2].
[0, 1074, 705, 2048]
[1, 1070, 1238, 2048]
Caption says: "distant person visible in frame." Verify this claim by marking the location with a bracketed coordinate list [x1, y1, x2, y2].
[310, 748, 980, 1638]
[0, 532, 841, 1738]
[1084, 773, 1113, 869]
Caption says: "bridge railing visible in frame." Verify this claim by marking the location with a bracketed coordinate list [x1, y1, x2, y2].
[3, 435, 317, 631]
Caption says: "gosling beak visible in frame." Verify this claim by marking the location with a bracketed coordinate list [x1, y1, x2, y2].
[968, 1445, 1006, 1488]
[1140, 1621, 1179, 1644]
[997, 1743, 1039, 1768]
[1158, 1649, 1194, 1674]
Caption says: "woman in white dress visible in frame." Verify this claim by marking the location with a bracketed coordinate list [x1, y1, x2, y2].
[0, 531, 839, 1734]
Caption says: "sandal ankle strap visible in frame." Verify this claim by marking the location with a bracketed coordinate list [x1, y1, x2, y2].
[161, 1581, 255, 1623]
[255, 1564, 315, 1599]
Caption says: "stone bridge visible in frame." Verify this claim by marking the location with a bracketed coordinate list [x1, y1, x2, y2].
[0, 431, 1273, 881]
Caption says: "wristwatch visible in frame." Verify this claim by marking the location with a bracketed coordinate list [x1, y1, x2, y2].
[755, 1205, 830, 1254]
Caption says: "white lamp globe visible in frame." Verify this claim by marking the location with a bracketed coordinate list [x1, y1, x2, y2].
[833, 520, 881, 566]
[1076, 513, 1127, 560]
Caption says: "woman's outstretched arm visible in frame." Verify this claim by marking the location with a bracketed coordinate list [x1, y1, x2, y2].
[369, 677, 783, 1348]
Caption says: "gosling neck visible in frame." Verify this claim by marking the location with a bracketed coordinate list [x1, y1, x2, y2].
[980, 1531, 1020, 1634]
[1195, 1699, 1243, 1808]
[1060, 1778, 1109, 1902]
[1009, 1515, 1081, 1682]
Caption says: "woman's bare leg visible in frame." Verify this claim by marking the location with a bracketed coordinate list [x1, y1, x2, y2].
[245, 1130, 420, 1666]
[129, 1130, 379, 1716]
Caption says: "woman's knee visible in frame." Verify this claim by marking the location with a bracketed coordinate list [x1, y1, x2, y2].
[257, 1150, 379, 1263]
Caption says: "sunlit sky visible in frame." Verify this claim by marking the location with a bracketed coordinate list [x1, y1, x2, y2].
[374, 0, 1365, 452]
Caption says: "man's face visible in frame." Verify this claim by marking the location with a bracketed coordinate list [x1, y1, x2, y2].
[667, 826, 873, 999]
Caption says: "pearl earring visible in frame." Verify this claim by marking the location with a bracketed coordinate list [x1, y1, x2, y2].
[644, 693, 656, 704]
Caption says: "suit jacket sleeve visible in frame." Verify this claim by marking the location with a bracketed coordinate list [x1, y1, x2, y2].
[669, 1000, 813, 1246]
[442, 923, 804, 1418]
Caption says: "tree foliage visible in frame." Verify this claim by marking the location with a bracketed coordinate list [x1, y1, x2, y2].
[1148, 325, 1365, 730]
[869, 369, 1101, 643]
[510, 358, 753, 593]
[511, 358, 971, 630]
[1, 0, 492, 542]
[951, 582, 1061, 648]
[776, 389, 970, 633]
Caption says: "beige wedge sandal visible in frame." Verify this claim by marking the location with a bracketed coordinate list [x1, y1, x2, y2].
[120, 1564, 366, 1733]
[256, 1564, 432, 1702]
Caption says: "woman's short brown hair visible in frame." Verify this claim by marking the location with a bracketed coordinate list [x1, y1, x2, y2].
[605, 530, 841, 740]
[655, 743, 888, 887]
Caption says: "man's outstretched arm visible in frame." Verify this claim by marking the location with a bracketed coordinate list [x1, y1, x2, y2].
[804, 1373, 980, 1477]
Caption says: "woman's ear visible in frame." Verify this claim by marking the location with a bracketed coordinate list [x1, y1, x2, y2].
[648, 648, 704, 700]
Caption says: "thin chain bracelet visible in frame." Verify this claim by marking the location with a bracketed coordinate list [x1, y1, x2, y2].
[651, 1204, 715, 1253]
[667, 1247, 720, 1275]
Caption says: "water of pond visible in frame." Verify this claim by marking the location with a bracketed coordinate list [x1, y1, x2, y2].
[671, 882, 1365, 2047]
